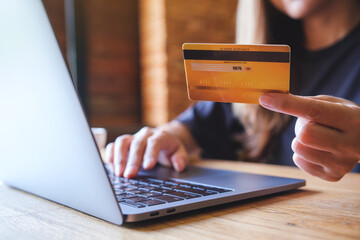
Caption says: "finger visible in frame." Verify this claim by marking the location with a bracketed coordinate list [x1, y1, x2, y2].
[104, 142, 115, 173]
[142, 131, 167, 170]
[158, 150, 172, 167]
[309, 95, 359, 107]
[292, 154, 340, 181]
[143, 130, 186, 171]
[114, 135, 133, 177]
[105, 142, 114, 164]
[170, 146, 188, 172]
[294, 117, 344, 153]
[292, 138, 358, 180]
[309, 95, 350, 104]
[294, 117, 310, 137]
[291, 137, 335, 167]
[259, 93, 351, 130]
[124, 127, 153, 178]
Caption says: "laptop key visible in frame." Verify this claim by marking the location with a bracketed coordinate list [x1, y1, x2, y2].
[204, 190, 218, 195]
[137, 179, 153, 185]
[149, 183, 162, 187]
[151, 188, 175, 194]
[139, 186, 159, 191]
[118, 181, 133, 186]
[116, 195, 126, 201]
[137, 183, 149, 188]
[145, 178, 164, 184]
[116, 193, 136, 202]
[148, 187, 165, 192]
[174, 186, 217, 196]
[152, 195, 184, 203]
[205, 187, 232, 193]
[164, 181, 178, 186]
[125, 196, 149, 202]
[126, 189, 147, 195]
[139, 192, 162, 197]
[165, 191, 201, 199]
[121, 201, 146, 208]
[172, 186, 194, 192]
[118, 193, 138, 199]
[138, 182, 150, 186]
[140, 199, 166, 206]
[114, 189, 124, 194]
[119, 186, 138, 191]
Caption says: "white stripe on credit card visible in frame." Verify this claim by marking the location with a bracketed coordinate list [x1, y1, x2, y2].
[190, 63, 249, 72]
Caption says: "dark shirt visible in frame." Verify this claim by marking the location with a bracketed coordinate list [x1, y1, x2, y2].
[177, 23, 360, 172]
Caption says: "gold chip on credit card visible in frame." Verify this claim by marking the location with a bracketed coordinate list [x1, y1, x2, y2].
[182, 43, 290, 104]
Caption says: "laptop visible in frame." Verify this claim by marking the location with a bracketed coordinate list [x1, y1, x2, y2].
[0, 0, 305, 225]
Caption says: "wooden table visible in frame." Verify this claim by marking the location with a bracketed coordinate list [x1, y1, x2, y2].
[1, 160, 359, 240]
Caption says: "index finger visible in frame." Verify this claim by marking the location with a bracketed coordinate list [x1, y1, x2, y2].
[259, 93, 350, 130]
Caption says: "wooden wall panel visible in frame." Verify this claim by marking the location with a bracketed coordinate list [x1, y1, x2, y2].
[45, 0, 141, 141]
[42, 0, 66, 56]
[139, 0, 238, 126]
[139, 0, 168, 125]
[85, 0, 140, 141]
[43, 0, 237, 140]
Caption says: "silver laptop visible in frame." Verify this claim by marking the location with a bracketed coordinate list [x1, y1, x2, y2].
[0, 0, 305, 225]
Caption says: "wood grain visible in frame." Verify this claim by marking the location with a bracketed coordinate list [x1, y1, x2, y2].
[42, 0, 239, 138]
[1, 161, 359, 240]
[85, 0, 141, 134]
[42, 0, 66, 56]
[44, 0, 141, 140]
[139, 0, 238, 126]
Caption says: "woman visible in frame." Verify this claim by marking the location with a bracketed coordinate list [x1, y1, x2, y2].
[105, 0, 360, 181]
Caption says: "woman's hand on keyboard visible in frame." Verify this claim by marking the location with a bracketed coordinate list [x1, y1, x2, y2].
[105, 125, 189, 179]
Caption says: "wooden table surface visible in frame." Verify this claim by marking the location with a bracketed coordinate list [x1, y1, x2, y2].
[1, 160, 359, 240]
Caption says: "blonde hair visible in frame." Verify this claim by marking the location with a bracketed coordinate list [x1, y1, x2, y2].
[233, 0, 291, 161]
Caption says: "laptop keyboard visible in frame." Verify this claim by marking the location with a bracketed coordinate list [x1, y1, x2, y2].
[107, 174, 233, 208]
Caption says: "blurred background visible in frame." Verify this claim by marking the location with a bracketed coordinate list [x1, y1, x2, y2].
[43, 0, 238, 142]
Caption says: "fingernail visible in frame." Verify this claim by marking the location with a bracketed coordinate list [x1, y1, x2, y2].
[115, 166, 120, 177]
[174, 158, 185, 172]
[173, 160, 180, 171]
[107, 163, 114, 174]
[119, 165, 126, 177]
[291, 138, 297, 151]
[124, 166, 137, 178]
[143, 160, 150, 170]
[259, 95, 273, 108]
[143, 157, 154, 169]
[178, 159, 185, 171]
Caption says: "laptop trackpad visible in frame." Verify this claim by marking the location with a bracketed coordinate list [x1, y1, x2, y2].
[139, 165, 228, 179]
[139, 165, 301, 190]
[139, 165, 241, 188]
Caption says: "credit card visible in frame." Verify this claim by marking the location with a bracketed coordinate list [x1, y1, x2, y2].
[182, 43, 290, 104]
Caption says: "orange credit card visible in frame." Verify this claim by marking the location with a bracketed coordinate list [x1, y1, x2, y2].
[182, 43, 290, 104]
